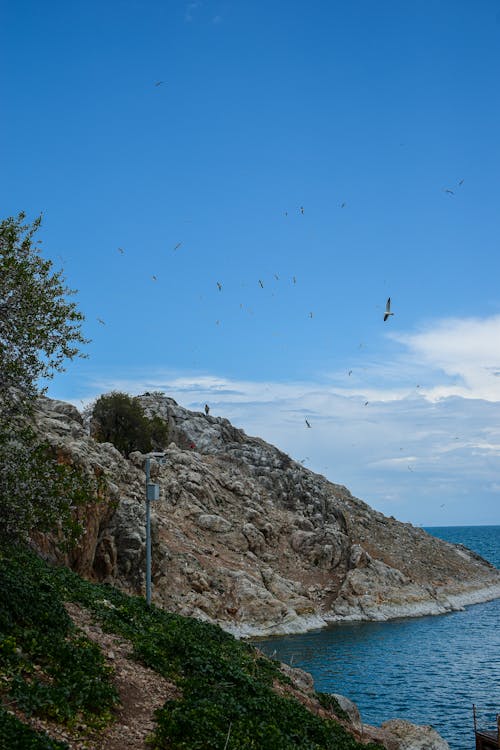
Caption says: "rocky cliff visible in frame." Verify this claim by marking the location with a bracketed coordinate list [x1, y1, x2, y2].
[34, 393, 500, 637]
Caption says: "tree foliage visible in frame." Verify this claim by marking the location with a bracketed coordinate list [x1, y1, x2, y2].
[0, 213, 91, 543]
[0, 212, 88, 417]
[91, 392, 169, 456]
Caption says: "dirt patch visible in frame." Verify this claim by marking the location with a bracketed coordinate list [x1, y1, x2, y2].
[64, 602, 180, 749]
[2, 603, 180, 750]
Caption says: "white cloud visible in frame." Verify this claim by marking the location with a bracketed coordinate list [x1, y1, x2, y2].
[50, 314, 500, 526]
[392, 315, 500, 402]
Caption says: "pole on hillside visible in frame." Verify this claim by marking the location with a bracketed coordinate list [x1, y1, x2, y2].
[144, 452, 166, 606]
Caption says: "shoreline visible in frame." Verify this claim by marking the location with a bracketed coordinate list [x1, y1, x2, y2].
[221, 579, 500, 640]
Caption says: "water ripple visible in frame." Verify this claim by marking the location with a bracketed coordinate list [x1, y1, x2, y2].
[255, 527, 500, 750]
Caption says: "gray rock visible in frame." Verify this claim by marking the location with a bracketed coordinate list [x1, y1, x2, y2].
[196, 514, 232, 533]
[31, 392, 500, 640]
[331, 694, 362, 732]
[381, 719, 450, 750]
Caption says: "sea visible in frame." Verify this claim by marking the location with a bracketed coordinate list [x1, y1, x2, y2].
[255, 526, 500, 750]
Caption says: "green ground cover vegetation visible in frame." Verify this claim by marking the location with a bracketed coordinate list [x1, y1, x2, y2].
[0, 545, 383, 750]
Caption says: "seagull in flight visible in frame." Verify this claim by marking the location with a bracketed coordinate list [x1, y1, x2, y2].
[217, 281, 222, 291]
[340, 202, 346, 208]
[305, 418, 311, 428]
[151, 275, 157, 281]
[173, 242, 183, 250]
[292, 276, 296, 284]
[155, 81, 165, 86]
[384, 297, 394, 321]
[117, 247, 125, 255]
[259, 279, 264, 288]
[444, 188, 454, 196]
[97, 317, 106, 325]
[458, 179, 464, 186]
[300, 206, 304, 214]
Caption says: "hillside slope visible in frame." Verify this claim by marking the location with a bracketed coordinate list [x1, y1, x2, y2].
[0, 545, 384, 750]
[34, 393, 500, 637]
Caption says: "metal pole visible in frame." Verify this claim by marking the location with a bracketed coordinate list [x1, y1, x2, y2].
[145, 456, 151, 606]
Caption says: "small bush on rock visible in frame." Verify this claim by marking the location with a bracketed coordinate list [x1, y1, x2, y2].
[91, 392, 168, 457]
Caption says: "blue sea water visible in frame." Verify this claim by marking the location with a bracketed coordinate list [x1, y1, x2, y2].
[255, 526, 500, 750]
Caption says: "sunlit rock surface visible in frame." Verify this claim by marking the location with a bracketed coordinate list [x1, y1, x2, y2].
[34, 393, 500, 637]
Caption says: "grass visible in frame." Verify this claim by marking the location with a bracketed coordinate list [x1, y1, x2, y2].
[0, 545, 383, 749]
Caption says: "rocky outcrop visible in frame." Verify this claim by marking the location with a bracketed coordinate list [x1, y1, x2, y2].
[32, 393, 500, 637]
[377, 719, 450, 750]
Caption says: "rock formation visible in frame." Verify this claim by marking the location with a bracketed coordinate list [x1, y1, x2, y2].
[34, 393, 500, 638]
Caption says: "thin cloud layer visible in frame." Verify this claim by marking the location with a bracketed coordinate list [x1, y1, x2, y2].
[54, 314, 500, 526]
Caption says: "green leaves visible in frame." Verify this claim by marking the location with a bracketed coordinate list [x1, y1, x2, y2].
[0, 549, 118, 732]
[0, 547, 382, 750]
[0, 212, 90, 542]
[91, 392, 169, 456]
[0, 428, 102, 544]
[0, 212, 87, 414]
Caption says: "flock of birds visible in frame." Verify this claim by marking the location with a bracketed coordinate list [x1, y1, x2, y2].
[97, 168, 463, 478]
[98, 200, 406, 431]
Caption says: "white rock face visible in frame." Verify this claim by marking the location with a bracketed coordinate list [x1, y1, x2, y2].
[381, 719, 451, 750]
[33, 393, 500, 637]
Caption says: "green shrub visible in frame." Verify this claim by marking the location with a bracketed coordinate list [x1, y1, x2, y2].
[0, 549, 118, 729]
[91, 392, 168, 456]
[0, 707, 69, 749]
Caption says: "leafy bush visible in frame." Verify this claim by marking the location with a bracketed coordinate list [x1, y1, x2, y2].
[0, 431, 102, 544]
[91, 392, 169, 456]
[0, 707, 69, 749]
[0, 549, 118, 731]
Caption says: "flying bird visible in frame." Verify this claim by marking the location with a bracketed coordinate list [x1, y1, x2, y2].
[348, 370, 352, 376]
[383, 297, 394, 321]
[151, 275, 157, 281]
[155, 81, 165, 86]
[274, 273, 279, 280]
[444, 188, 454, 195]
[259, 279, 264, 288]
[300, 206, 304, 214]
[205, 404, 210, 415]
[292, 276, 296, 284]
[97, 318, 106, 325]
[305, 418, 311, 428]
[217, 281, 222, 291]
[117, 247, 124, 255]
[364, 401, 369, 406]
[340, 202, 346, 208]
[173, 242, 183, 250]
[458, 179, 464, 186]
[309, 312, 313, 318]
[284, 210, 288, 216]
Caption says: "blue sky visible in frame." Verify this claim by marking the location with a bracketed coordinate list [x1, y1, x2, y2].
[2, 1, 500, 526]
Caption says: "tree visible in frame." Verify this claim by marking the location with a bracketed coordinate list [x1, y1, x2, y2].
[0, 212, 88, 418]
[91, 392, 169, 457]
[0, 213, 92, 542]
